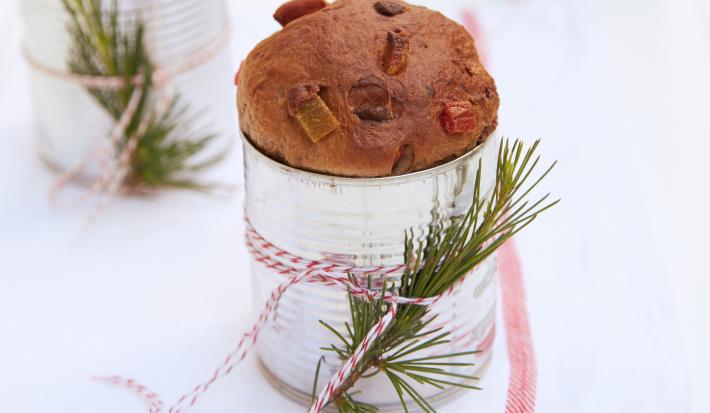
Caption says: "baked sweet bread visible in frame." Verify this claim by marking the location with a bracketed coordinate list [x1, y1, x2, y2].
[237, 0, 499, 177]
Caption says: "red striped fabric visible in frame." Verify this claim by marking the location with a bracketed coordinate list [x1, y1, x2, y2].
[459, 8, 538, 409]
[499, 240, 538, 413]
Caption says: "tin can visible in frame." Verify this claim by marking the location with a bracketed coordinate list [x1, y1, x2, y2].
[21, 0, 234, 180]
[244, 133, 500, 411]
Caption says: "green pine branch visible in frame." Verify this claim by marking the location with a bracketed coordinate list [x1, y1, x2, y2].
[315, 139, 559, 413]
[62, 0, 225, 191]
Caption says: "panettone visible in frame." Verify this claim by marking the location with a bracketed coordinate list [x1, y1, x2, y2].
[237, 0, 499, 177]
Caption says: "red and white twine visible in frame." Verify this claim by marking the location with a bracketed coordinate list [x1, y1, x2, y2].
[95, 220, 484, 413]
[93, 225, 538, 413]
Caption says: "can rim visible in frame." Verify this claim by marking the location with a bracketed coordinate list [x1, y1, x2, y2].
[241, 130, 499, 186]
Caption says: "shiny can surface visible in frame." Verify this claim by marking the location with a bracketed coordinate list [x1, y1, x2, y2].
[244, 133, 500, 411]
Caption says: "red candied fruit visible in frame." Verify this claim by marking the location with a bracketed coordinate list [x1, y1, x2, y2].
[440, 101, 477, 135]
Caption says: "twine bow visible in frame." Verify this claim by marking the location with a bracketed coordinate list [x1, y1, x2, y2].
[93, 219, 471, 413]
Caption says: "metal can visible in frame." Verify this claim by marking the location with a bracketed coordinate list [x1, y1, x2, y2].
[21, 0, 234, 180]
[244, 133, 500, 411]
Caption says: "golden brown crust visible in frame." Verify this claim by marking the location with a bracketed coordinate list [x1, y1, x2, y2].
[237, 0, 500, 177]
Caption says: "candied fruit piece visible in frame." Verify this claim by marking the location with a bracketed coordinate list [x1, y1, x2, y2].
[273, 0, 327, 27]
[294, 98, 339, 143]
[440, 101, 477, 135]
[348, 76, 393, 121]
[375, 1, 406, 16]
[382, 30, 409, 75]
[391, 144, 415, 175]
[288, 84, 339, 143]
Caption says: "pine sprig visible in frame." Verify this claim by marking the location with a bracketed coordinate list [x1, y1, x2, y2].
[316, 139, 558, 412]
[61, 0, 224, 191]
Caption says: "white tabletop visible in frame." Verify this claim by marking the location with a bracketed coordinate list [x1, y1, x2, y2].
[1, 0, 708, 412]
